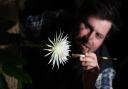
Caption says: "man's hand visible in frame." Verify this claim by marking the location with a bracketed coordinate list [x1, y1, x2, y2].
[79, 52, 100, 71]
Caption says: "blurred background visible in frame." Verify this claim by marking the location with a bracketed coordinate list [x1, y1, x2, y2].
[0, 0, 128, 89]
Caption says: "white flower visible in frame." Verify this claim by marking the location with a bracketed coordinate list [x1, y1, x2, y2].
[44, 31, 71, 69]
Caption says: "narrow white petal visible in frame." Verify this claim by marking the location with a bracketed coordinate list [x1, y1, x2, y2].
[45, 51, 52, 57]
[43, 49, 52, 51]
[48, 38, 54, 46]
[45, 44, 53, 48]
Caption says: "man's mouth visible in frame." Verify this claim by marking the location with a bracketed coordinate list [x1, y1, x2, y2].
[80, 43, 91, 53]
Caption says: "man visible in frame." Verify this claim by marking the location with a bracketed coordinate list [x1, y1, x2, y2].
[71, 0, 121, 89]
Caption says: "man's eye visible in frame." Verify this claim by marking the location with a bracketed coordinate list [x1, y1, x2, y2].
[96, 33, 104, 39]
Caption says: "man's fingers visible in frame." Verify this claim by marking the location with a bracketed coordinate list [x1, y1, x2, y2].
[81, 61, 94, 67]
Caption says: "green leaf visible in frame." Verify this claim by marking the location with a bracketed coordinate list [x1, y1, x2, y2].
[17, 80, 23, 89]
[2, 65, 32, 84]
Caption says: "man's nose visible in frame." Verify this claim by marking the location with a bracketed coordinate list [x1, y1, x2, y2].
[87, 31, 94, 40]
[79, 31, 94, 43]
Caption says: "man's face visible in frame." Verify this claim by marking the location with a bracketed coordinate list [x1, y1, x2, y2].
[76, 16, 112, 53]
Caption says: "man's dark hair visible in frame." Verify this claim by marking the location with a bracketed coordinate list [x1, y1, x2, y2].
[77, 0, 121, 36]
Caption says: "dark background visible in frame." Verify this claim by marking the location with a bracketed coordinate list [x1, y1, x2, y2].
[1, 0, 127, 89]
